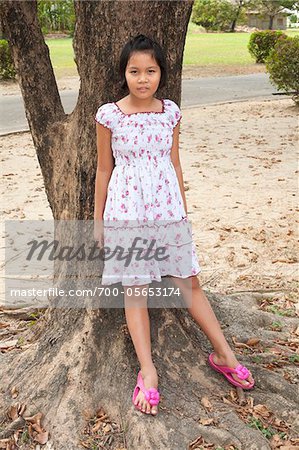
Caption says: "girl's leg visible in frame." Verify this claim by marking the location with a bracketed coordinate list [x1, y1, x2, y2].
[169, 276, 254, 387]
[124, 284, 159, 415]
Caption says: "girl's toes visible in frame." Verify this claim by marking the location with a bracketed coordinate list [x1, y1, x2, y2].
[146, 403, 151, 414]
[151, 405, 158, 415]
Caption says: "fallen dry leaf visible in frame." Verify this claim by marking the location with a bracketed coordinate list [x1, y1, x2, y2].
[91, 421, 103, 433]
[34, 430, 48, 445]
[253, 404, 271, 418]
[246, 337, 260, 346]
[103, 423, 112, 434]
[24, 411, 42, 426]
[198, 417, 214, 426]
[201, 396, 212, 411]
[10, 386, 18, 399]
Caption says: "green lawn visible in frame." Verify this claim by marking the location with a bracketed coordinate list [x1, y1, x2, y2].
[45, 26, 299, 78]
[45, 37, 76, 78]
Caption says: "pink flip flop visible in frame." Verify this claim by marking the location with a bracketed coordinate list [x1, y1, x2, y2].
[208, 353, 255, 390]
[132, 370, 160, 414]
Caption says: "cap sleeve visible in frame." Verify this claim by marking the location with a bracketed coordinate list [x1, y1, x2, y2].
[166, 99, 182, 129]
[94, 103, 116, 131]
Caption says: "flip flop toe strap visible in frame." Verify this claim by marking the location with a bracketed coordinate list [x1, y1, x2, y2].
[233, 364, 250, 380]
[145, 388, 160, 406]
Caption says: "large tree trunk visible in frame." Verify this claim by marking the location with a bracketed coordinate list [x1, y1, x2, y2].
[0, 1, 298, 449]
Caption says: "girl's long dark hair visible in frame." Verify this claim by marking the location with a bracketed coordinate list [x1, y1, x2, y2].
[119, 34, 168, 91]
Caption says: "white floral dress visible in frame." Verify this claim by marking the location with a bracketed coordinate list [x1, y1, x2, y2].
[95, 98, 202, 286]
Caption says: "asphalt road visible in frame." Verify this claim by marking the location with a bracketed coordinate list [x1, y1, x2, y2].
[0, 73, 288, 135]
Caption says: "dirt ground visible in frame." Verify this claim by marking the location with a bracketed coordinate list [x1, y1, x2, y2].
[1, 97, 297, 305]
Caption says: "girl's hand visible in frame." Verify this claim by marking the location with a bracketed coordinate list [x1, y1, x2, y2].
[94, 218, 104, 248]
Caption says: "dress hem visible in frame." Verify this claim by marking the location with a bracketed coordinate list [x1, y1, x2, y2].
[101, 268, 202, 287]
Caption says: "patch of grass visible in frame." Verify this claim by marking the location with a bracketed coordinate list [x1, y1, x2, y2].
[17, 336, 25, 346]
[45, 37, 76, 78]
[43, 27, 299, 79]
[270, 320, 283, 331]
[20, 429, 30, 444]
[266, 305, 296, 317]
[252, 355, 262, 363]
[248, 416, 276, 439]
[289, 354, 299, 364]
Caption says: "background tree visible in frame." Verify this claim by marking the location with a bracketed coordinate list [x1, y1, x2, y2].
[192, 0, 237, 31]
[229, 0, 257, 32]
[37, 0, 75, 35]
[255, 0, 298, 29]
[0, 1, 298, 449]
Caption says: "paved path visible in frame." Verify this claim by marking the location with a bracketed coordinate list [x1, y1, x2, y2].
[0, 73, 288, 135]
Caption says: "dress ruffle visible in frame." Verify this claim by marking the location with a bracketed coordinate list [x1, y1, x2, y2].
[101, 217, 201, 286]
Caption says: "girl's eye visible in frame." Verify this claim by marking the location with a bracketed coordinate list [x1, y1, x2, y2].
[130, 70, 155, 74]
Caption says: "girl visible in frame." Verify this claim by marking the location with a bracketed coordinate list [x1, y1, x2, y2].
[94, 34, 254, 417]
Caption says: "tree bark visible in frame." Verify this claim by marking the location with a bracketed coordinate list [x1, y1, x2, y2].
[0, 1, 298, 449]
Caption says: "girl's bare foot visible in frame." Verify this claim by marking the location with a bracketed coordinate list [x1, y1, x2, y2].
[133, 365, 159, 415]
[212, 351, 254, 387]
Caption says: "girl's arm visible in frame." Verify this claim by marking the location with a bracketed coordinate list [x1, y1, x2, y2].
[94, 123, 115, 220]
[170, 123, 188, 218]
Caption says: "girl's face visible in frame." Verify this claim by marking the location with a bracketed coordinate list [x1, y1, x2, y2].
[125, 51, 161, 99]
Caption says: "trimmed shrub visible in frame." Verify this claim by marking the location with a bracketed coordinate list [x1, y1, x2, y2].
[266, 35, 299, 105]
[0, 39, 16, 80]
[248, 30, 288, 63]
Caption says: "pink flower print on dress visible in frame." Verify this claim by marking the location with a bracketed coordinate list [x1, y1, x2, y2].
[147, 135, 152, 143]
[157, 184, 162, 191]
[121, 190, 129, 198]
[154, 198, 160, 207]
[168, 210, 174, 217]
[133, 185, 138, 191]
[165, 179, 170, 185]
[154, 213, 162, 220]
[167, 196, 172, 205]
[134, 136, 138, 145]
